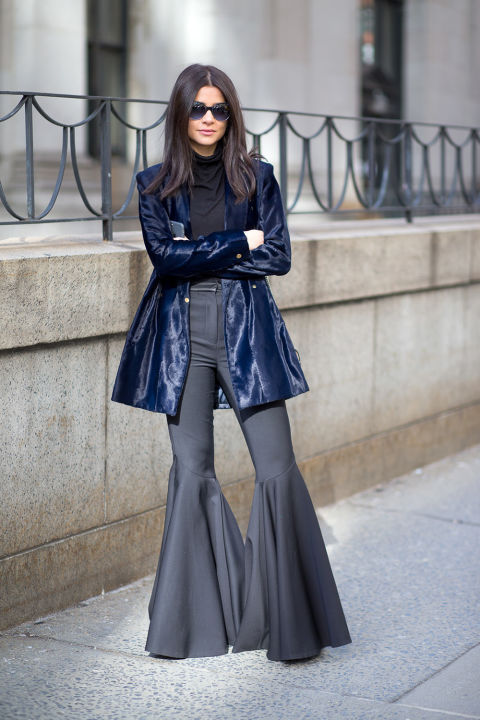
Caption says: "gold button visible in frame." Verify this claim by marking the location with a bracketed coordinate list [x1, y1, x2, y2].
[252, 284, 257, 288]
[185, 297, 189, 303]
[236, 253, 242, 259]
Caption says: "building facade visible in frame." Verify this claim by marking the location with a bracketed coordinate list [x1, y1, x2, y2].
[0, 0, 478, 234]
[1, 0, 479, 155]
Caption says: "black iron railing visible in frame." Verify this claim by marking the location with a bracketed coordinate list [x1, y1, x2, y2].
[1, 91, 479, 240]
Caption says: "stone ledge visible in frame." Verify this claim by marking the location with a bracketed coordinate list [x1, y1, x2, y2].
[1, 220, 479, 351]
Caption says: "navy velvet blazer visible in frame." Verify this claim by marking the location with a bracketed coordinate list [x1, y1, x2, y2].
[111, 159, 309, 415]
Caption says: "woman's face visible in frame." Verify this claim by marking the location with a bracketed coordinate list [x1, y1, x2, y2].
[187, 85, 228, 156]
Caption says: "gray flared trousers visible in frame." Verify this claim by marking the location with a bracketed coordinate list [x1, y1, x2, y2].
[145, 279, 351, 661]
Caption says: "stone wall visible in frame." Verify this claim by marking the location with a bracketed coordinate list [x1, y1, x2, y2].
[1, 218, 480, 629]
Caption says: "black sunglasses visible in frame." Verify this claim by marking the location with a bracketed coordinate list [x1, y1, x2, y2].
[190, 101, 230, 122]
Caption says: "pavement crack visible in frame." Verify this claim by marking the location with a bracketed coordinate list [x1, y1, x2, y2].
[3, 631, 152, 662]
[390, 640, 480, 703]
[348, 501, 480, 527]
[394, 702, 480, 719]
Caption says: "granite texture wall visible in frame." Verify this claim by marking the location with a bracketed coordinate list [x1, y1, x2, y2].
[1, 218, 480, 629]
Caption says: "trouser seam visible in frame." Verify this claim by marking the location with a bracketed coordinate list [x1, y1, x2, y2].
[172, 454, 219, 481]
[256, 456, 297, 484]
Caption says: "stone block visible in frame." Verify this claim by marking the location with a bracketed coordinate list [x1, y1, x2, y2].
[464, 284, 480, 402]
[0, 339, 106, 557]
[0, 233, 150, 351]
[274, 228, 433, 309]
[101, 509, 164, 593]
[372, 287, 469, 433]
[378, 402, 480, 481]
[284, 301, 376, 457]
[298, 401, 480, 510]
[300, 438, 386, 508]
[105, 336, 171, 522]
[471, 228, 480, 280]
[429, 228, 471, 286]
[0, 507, 164, 631]
[0, 527, 104, 632]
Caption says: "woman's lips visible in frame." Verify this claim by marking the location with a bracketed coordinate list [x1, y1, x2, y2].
[199, 130, 215, 135]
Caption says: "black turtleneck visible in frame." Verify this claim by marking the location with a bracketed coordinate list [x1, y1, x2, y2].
[190, 143, 225, 242]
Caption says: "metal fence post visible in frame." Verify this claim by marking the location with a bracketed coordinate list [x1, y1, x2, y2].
[25, 95, 35, 219]
[404, 123, 413, 223]
[327, 118, 333, 210]
[278, 112, 288, 209]
[100, 99, 113, 241]
[367, 121, 375, 208]
[440, 126, 446, 206]
[472, 130, 478, 206]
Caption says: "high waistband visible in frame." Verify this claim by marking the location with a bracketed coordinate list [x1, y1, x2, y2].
[190, 277, 222, 292]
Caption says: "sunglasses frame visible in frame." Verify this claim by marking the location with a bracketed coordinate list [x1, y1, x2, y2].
[189, 101, 230, 122]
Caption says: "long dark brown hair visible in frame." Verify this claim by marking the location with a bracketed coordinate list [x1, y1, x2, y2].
[144, 64, 258, 202]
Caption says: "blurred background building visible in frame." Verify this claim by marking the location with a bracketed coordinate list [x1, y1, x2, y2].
[1, 0, 479, 159]
[1, 0, 479, 237]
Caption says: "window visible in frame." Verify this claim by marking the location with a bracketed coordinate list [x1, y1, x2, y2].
[360, 0, 404, 199]
[360, 0, 403, 120]
[87, 0, 128, 158]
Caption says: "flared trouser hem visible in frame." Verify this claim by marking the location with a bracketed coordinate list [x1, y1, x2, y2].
[146, 456, 351, 662]
[231, 459, 351, 662]
[145, 456, 245, 660]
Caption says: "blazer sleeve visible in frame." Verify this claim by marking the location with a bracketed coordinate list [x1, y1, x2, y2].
[215, 163, 291, 279]
[137, 175, 251, 278]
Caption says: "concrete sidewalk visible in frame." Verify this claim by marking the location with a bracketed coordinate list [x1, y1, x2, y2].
[1, 445, 479, 720]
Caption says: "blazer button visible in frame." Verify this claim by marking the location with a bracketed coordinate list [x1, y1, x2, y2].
[252, 284, 257, 288]
[185, 297, 190, 303]
[236, 253, 242, 259]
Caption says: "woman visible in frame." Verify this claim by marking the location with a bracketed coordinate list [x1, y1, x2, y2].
[112, 64, 351, 662]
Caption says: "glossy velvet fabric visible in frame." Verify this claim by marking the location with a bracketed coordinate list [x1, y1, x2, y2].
[111, 160, 309, 415]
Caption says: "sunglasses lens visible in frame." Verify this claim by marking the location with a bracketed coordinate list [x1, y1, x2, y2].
[212, 105, 229, 121]
[190, 103, 207, 120]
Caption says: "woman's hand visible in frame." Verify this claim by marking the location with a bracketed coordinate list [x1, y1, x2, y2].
[244, 229, 264, 250]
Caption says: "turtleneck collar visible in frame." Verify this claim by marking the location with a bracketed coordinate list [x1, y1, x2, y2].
[192, 140, 224, 165]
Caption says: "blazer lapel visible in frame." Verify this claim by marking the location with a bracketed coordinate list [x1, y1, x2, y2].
[222, 176, 248, 306]
[224, 176, 248, 231]
[173, 185, 192, 239]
